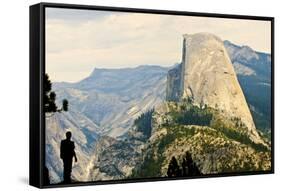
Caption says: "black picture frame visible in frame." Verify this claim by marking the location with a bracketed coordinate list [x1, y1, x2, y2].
[30, 2, 275, 189]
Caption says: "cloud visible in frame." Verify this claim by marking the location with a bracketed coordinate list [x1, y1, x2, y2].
[46, 8, 271, 82]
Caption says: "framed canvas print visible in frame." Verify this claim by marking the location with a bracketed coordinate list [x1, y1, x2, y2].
[29, 2, 274, 188]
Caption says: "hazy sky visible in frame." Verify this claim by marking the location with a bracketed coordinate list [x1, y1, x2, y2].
[46, 8, 271, 82]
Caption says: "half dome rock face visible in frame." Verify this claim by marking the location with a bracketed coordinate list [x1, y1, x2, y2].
[177, 33, 261, 143]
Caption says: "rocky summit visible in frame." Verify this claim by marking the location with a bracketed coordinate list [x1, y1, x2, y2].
[167, 33, 262, 144]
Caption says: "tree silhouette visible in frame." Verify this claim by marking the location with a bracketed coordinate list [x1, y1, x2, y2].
[167, 152, 201, 178]
[181, 152, 201, 176]
[44, 74, 68, 114]
[167, 156, 181, 177]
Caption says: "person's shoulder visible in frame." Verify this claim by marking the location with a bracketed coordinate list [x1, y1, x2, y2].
[61, 139, 66, 143]
[70, 140, 75, 146]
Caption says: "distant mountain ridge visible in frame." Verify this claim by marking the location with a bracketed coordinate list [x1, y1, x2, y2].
[224, 40, 271, 80]
[53, 65, 168, 137]
[224, 40, 271, 133]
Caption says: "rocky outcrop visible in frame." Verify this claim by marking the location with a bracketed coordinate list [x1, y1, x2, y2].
[166, 33, 262, 144]
[166, 64, 182, 101]
[86, 134, 144, 181]
[132, 102, 271, 178]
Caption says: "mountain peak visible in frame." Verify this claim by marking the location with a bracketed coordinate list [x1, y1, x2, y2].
[183, 33, 223, 45]
[238, 45, 259, 60]
[223, 41, 259, 61]
[167, 33, 262, 144]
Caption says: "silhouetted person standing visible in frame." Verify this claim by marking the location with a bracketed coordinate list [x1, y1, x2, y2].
[60, 131, 77, 183]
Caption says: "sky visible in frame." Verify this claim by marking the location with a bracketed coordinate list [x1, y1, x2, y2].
[46, 8, 271, 82]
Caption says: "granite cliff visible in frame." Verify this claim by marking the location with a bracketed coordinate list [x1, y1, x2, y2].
[167, 33, 263, 144]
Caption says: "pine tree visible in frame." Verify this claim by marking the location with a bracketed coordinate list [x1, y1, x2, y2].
[181, 152, 201, 176]
[44, 74, 68, 114]
[167, 156, 181, 177]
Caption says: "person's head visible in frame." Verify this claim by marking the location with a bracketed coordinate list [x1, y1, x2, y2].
[66, 131, 72, 140]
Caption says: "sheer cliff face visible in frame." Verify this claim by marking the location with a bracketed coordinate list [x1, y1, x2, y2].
[166, 64, 182, 101]
[168, 33, 261, 143]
